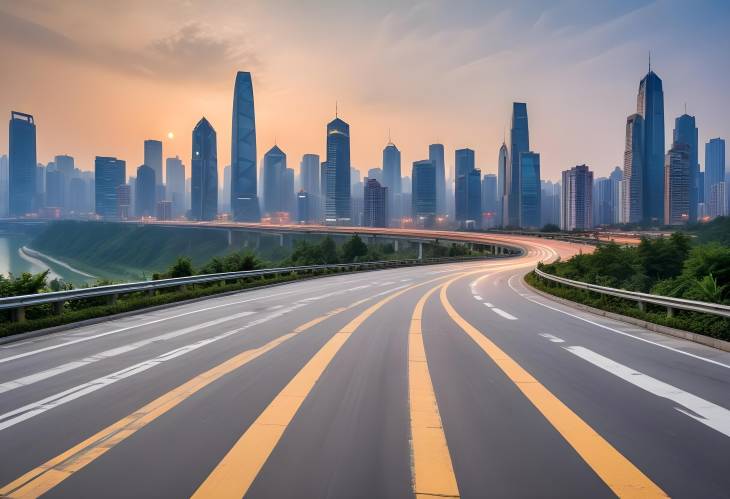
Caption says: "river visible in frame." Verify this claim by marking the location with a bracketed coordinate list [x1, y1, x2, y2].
[0, 234, 96, 286]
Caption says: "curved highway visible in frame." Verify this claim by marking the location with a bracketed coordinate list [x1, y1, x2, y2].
[0, 234, 728, 498]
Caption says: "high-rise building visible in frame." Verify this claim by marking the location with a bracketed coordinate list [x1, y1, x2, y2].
[115, 184, 130, 219]
[94, 156, 126, 219]
[561, 164, 593, 231]
[9, 111, 37, 216]
[455, 148, 480, 227]
[135, 165, 156, 217]
[622, 114, 644, 224]
[367, 167, 384, 183]
[497, 143, 509, 227]
[143, 140, 163, 189]
[296, 191, 310, 223]
[231, 71, 260, 221]
[519, 152, 541, 228]
[481, 173, 497, 228]
[166, 156, 185, 218]
[412, 160, 436, 228]
[323, 115, 351, 224]
[509, 103, 529, 227]
[156, 200, 172, 221]
[382, 141, 401, 195]
[705, 138, 726, 217]
[636, 68, 665, 223]
[300, 154, 320, 222]
[191, 117, 218, 221]
[429, 144, 446, 217]
[673, 114, 699, 222]
[0, 155, 9, 217]
[664, 143, 691, 225]
[221, 165, 231, 213]
[45, 168, 65, 209]
[594, 177, 614, 226]
[709, 182, 728, 218]
[263, 145, 286, 215]
[55, 155, 74, 175]
[283, 167, 295, 216]
[363, 178, 387, 228]
[540, 180, 561, 227]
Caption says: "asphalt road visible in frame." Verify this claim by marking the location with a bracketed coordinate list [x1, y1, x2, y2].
[0, 236, 728, 498]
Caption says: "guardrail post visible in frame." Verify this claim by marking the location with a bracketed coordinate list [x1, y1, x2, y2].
[637, 301, 645, 312]
[667, 306, 674, 318]
[52, 301, 64, 315]
[11, 307, 25, 323]
[418, 242, 423, 260]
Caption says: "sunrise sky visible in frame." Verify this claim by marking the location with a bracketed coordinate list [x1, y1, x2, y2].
[1, 0, 729, 182]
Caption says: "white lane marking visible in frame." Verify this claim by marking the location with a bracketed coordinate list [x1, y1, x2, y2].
[492, 308, 518, 320]
[0, 311, 256, 394]
[483, 302, 494, 308]
[507, 274, 730, 370]
[539, 333, 565, 343]
[565, 346, 730, 438]
[379, 281, 395, 286]
[400, 279, 412, 282]
[473, 295, 482, 301]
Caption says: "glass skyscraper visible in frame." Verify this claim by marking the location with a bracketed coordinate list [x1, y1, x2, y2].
[622, 114, 644, 224]
[9, 111, 37, 216]
[231, 71, 260, 221]
[497, 142, 509, 227]
[509, 103, 529, 227]
[135, 164, 156, 217]
[664, 143, 691, 225]
[673, 114, 698, 222]
[561, 164, 593, 231]
[705, 138, 726, 212]
[191, 117, 218, 221]
[428, 144, 446, 217]
[383, 141, 401, 226]
[412, 160, 436, 227]
[636, 69, 665, 223]
[144, 140, 163, 187]
[94, 156, 126, 219]
[323, 116, 351, 224]
[455, 148, 480, 227]
[263, 145, 286, 215]
[519, 152, 541, 228]
[165, 156, 185, 218]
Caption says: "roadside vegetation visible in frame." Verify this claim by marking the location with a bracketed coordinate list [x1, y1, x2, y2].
[528, 226, 730, 341]
[0, 235, 481, 338]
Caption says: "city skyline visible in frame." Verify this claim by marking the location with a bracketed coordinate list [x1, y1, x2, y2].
[2, 1, 729, 182]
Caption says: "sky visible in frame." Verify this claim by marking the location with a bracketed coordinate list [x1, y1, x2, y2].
[1, 0, 729, 182]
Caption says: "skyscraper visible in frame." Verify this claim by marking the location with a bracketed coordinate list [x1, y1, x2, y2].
[519, 152, 541, 228]
[231, 71, 260, 221]
[9, 111, 37, 216]
[482, 173, 497, 228]
[382, 140, 401, 196]
[363, 178, 387, 228]
[455, 148, 480, 227]
[94, 156, 126, 219]
[300, 154, 320, 221]
[166, 156, 185, 218]
[323, 115, 351, 224]
[673, 114, 698, 222]
[412, 160, 436, 227]
[497, 143, 509, 227]
[636, 68, 665, 223]
[54, 155, 74, 175]
[135, 164, 156, 217]
[144, 140, 163, 188]
[263, 145, 286, 215]
[561, 164, 593, 231]
[705, 138, 726, 218]
[191, 117, 218, 221]
[540, 180, 561, 227]
[296, 191, 310, 224]
[283, 168, 295, 215]
[428, 144, 446, 216]
[509, 103, 529, 227]
[664, 143, 691, 225]
[0, 155, 9, 217]
[622, 114, 644, 224]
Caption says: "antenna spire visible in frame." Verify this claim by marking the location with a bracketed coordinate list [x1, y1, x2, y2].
[388, 128, 391, 144]
[648, 50, 651, 73]
[335, 101, 338, 118]
[684, 102, 687, 115]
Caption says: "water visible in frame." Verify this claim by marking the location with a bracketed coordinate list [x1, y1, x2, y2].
[0, 234, 95, 286]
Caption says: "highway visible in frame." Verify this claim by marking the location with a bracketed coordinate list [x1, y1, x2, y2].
[0, 235, 728, 498]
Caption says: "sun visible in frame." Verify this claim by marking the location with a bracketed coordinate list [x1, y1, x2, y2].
[167, 131, 174, 140]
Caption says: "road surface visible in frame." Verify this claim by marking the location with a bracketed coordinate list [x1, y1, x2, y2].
[0, 236, 728, 498]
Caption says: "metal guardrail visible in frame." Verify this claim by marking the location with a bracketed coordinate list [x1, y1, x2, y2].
[0, 255, 500, 322]
[534, 267, 730, 319]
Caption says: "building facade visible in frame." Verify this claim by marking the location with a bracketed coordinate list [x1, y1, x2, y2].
[622, 114, 644, 224]
[519, 152, 541, 228]
[509, 103, 529, 227]
[363, 178, 387, 228]
[323, 116, 351, 224]
[9, 111, 37, 216]
[429, 144, 446, 217]
[412, 160, 436, 227]
[561, 164, 593, 231]
[636, 69, 665, 223]
[230, 71, 260, 221]
[191, 118, 218, 221]
[664, 143, 691, 225]
[673, 114, 699, 222]
[135, 164, 156, 217]
[94, 156, 126, 219]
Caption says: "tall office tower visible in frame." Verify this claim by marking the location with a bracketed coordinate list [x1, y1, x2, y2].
[283, 167, 295, 215]
[609, 166, 623, 224]
[296, 191, 310, 223]
[165, 156, 185, 218]
[455, 148, 480, 227]
[383, 140, 401, 195]
[367, 167, 384, 183]
[519, 152, 541, 228]
[55, 155, 74, 175]
[0, 155, 9, 217]
[709, 182, 728, 218]
[115, 184, 131, 219]
[9, 112, 37, 216]
[191, 117, 218, 221]
[636, 67, 665, 223]
[67, 177, 86, 214]
[540, 180, 561, 227]
[664, 143, 691, 225]
[705, 138, 726, 217]
[36, 164, 46, 209]
[300, 154, 320, 221]
[323, 115, 351, 224]
[622, 114, 644, 224]
[481, 173, 497, 228]
[673, 114, 698, 222]
[509, 103, 529, 227]
[363, 178, 387, 228]
[135, 165, 156, 217]
[45, 168, 65, 209]
[143, 139, 163, 188]
[263, 145, 286, 215]
[221, 165, 231, 212]
[94, 156, 126, 219]
[350, 167, 361, 187]
[412, 160, 436, 228]
[593, 178, 614, 226]
[428, 144, 446, 217]
[497, 142, 509, 227]
[231, 71, 260, 221]
[561, 164, 593, 231]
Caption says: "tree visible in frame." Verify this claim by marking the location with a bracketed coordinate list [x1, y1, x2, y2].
[167, 257, 194, 278]
[341, 235, 368, 262]
[541, 224, 560, 233]
[320, 236, 339, 264]
[0, 270, 49, 297]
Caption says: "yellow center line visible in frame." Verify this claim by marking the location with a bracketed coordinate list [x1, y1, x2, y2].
[409, 285, 460, 498]
[192, 274, 458, 499]
[438, 273, 668, 498]
[0, 302, 358, 499]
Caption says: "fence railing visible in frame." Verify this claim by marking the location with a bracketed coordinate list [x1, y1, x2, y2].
[534, 267, 730, 319]
[0, 255, 500, 322]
